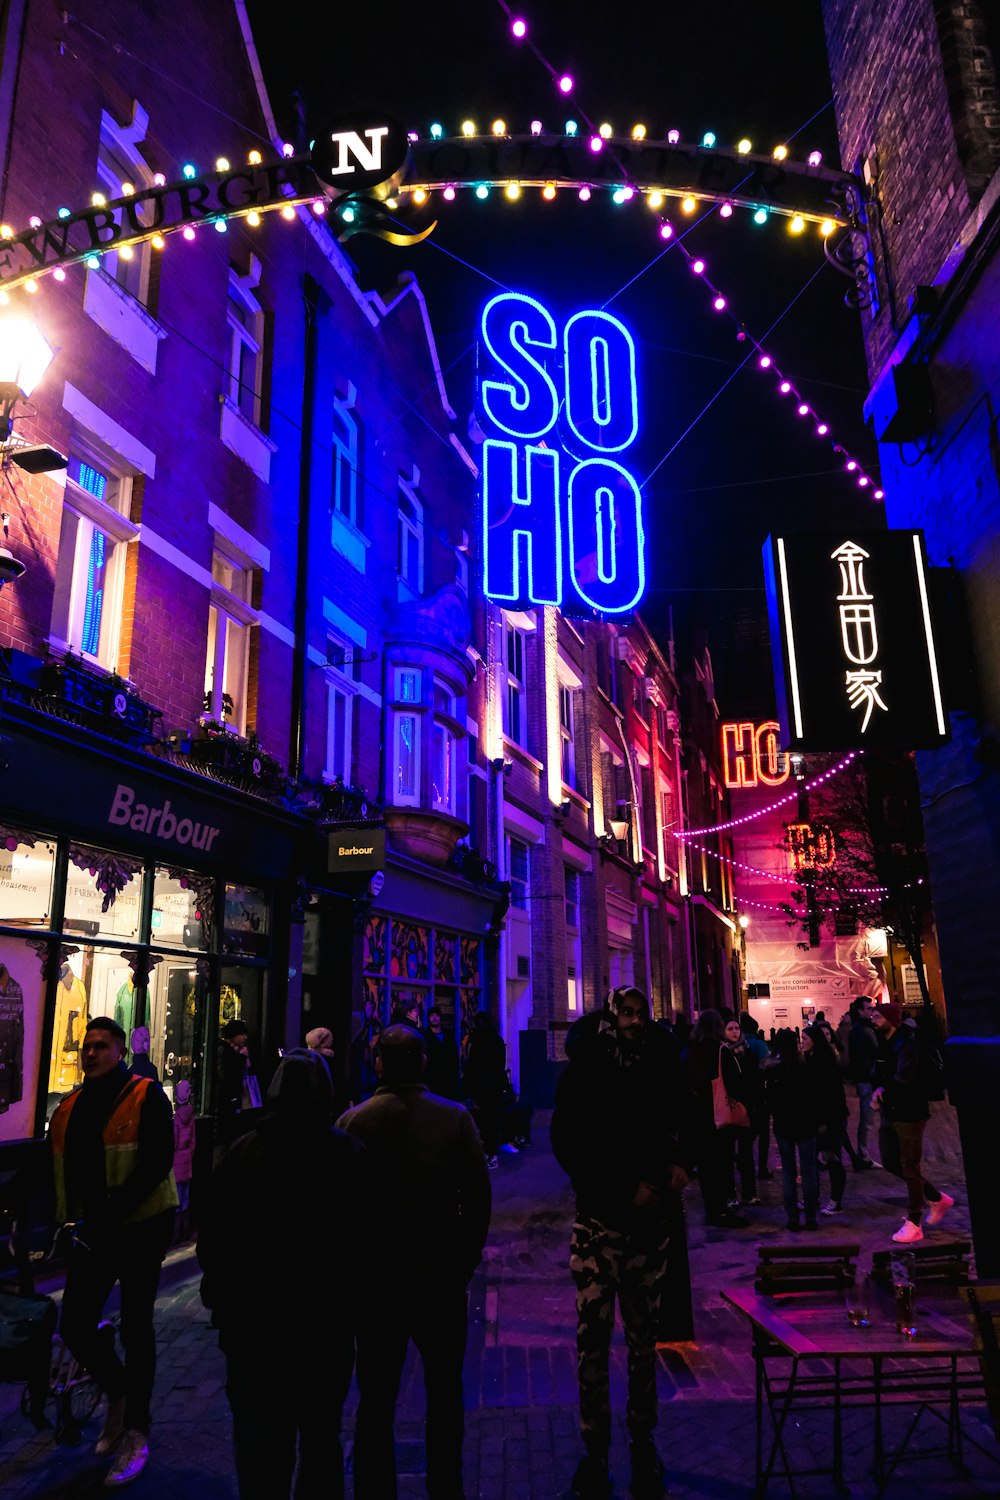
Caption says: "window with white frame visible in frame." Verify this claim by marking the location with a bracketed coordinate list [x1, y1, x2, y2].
[324, 638, 356, 785]
[431, 677, 457, 814]
[204, 549, 257, 733]
[559, 683, 576, 789]
[397, 476, 424, 593]
[507, 836, 530, 911]
[332, 396, 360, 527]
[95, 114, 152, 303]
[226, 271, 265, 427]
[392, 667, 422, 805]
[50, 455, 137, 670]
[504, 622, 527, 748]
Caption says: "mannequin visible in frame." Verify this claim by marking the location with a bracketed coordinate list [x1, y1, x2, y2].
[49, 962, 88, 1094]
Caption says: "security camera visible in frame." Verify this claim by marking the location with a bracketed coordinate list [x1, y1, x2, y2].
[0, 547, 26, 587]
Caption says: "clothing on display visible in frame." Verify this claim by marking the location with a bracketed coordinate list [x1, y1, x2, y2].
[0, 963, 25, 1113]
[49, 963, 88, 1095]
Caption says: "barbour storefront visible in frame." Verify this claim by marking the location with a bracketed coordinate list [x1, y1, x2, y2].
[0, 707, 312, 1168]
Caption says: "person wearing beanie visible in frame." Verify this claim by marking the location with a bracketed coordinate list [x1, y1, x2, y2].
[305, 1025, 348, 1116]
[872, 1003, 953, 1243]
[172, 1078, 197, 1242]
[129, 1025, 160, 1083]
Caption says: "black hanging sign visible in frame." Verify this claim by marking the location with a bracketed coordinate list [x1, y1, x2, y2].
[763, 529, 949, 752]
[311, 114, 409, 191]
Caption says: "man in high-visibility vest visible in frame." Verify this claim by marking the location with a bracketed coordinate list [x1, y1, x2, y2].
[50, 1015, 177, 1488]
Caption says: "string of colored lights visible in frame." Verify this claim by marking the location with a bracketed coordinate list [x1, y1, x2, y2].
[480, 4, 883, 497]
[733, 893, 803, 918]
[686, 838, 803, 890]
[677, 752, 861, 839]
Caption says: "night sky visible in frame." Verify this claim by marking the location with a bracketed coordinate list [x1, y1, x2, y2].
[244, 0, 879, 713]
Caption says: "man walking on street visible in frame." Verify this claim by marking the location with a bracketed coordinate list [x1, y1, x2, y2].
[873, 1001, 954, 1243]
[848, 996, 880, 1168]
[49, 1016, 177, 1487]
[337, 1024, 491, 1500]
[551, 987, 690, 1500]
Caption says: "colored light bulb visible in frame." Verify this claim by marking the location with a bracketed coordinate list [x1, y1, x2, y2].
[247, 210, 261, 226]
[773, 144, 788, 160]
[341, 206, 356, 223]
[215, 158, 230, 172]
[182, 164, 196, 179]
[808, 150, 823, 167]
[859, 475, 870, 486]
[57, 207, 70, 218]
[692, 258, 705, 274]
[558, 74, 574, 93]
[681, 195, 696, 213]
[797, 403, 809, 416]
[28, 215, 41, 228]
[543, 183, 556, 200]
[599, 123, 613, 139]
[248, 151, 262, 165]
[632, 124, 646, 140]
[659, 222, 673, 239]
[153, 173, 166, 187]
[702, 131, 716, 147]
[612, 187, 627, 204]
[443, 186, 456, 201]
[281, 204, 296, 220]
[647, 191, 663, 209]
[182, 226, 195, 241]
[817, 423, 829, 436]
[413, 188, 428, 204]
[790, 214, 805, 234]
[91, 192, 106, 206]
[505, 181, 521, 199]
[846, 460, 858, 471]
[511, 17, 527, 37]
[213, 219, 227, 233]
[719, 201, 733, 218]
[759, 355, 771, 369]
[589, 136, 603, 153]
[579, 186, 592, 201]
[874, 489, 884, 500]
[820, 219, 836, 237]
[530, 119, 543, 136]
[462, 120, 476, 136]
[753, 207, 768, 224]
[23, 277, 37, 292]
[430, 123, 444, 139]
[86, 253, 101, 267]
[713, 295, 726, 311]
[492, 119, 506, 136]
[737, 137, 752, 154]
[667, 129, 680, 144]
[565, 119, 578, 136]
[53, 266, 67, 280]
[312, 199, 327, 214]
[151, 233, 165, 249]
[408, 131, 419, 142]
[779, 380, 791, 394]
[475, 183, 489, 199]
[282, 142, 294, 157]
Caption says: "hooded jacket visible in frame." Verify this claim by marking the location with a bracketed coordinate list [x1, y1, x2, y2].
[198, 1050, 368, 1348]
[551, 1004, 689, 1231]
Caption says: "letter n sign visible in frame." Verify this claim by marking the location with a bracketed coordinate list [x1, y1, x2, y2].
[477, 291, 646, 615]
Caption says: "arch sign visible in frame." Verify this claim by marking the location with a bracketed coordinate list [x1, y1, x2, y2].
[478, 292, 645, 616]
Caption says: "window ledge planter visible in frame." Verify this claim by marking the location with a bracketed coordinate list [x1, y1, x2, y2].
[384, 806, 470, 867]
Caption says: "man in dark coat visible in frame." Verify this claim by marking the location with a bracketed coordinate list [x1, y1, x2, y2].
[848, 996, 880, 1168]
[338, 1025, 491, 1500]
[551, 988, 690, 1500]
[198, 1049, 367, 1499]
[423, 1006, 461, 1099]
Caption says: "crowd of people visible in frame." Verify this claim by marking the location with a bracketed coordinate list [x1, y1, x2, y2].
[10, 987, 951, 1498]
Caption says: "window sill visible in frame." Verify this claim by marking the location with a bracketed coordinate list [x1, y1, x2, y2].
[503, 736, 544, 774]
[219, 396, 277, 483]
[561, 783, 591, 811]
[330, 509, 370, 573]
[83, 268, 167, 373]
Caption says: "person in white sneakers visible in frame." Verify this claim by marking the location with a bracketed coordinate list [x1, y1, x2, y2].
[872, 1002, 954, 1244]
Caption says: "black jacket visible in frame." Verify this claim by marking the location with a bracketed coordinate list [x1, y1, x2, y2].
[551, 1011, 689, 1231]
[199, 1050, 369, 1349]
[848, 1018, 878, 1084]
[765, 1057, 820, 1141]
[875, 1025, 930, 1122]
[685, 1035, 745, 1134]
[337, 1083, 491, 1284]
[808, 1050, 848, 1135]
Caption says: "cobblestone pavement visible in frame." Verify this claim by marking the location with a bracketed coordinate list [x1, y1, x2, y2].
[2, 1097, 997, 1498]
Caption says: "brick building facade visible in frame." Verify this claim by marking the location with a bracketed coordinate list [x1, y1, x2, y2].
[821, 0, 1000, 1269]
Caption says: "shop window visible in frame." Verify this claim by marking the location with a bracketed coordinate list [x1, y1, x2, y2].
[392, 667, 421, 807]
[332, 396, 361, 527]
[0, 935, 48, 1142]
[567, 962, 579, 1014]
[0, 829, 56, 928]
[50, 454, 137, 670]
[95, 114, 153, 304]
[227, 270, 265, 428]
[151, 867, 209, 951]
[223, 883, 270, 959]
[507, 836, 530, 911]
[218, 963, 266, 1093]
[45, 946, 150, 1116]
[559, 684, 576, 789]
[504, 622, 527, 749]
[205, 547, 258, 733]
[63, 844, 144, 941]
[397, 475, 424, 594]
[146, 955, 208, 1106]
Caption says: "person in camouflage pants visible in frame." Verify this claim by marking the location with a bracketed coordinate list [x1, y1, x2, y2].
[552, 988, 690, 1500]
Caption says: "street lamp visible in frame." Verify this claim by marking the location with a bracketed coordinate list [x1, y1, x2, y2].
[0, 315, 55, 440]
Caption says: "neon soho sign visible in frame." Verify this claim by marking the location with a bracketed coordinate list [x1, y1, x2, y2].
[477, 292, 645, 614]
[721, 721, 790, 789]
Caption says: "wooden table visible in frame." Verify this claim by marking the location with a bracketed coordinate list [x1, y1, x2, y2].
[721, 1283, 993, 1495]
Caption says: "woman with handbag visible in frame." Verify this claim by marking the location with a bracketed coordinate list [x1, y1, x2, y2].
[765, 1029, 821, 1230]
[684, 1010, 749, 1228]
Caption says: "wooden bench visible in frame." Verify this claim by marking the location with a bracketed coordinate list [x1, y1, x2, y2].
[872, 1240, 972, 1287]
[755, 1242, 860, 1294]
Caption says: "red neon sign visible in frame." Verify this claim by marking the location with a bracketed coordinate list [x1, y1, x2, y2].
[721, 721, 790, 789]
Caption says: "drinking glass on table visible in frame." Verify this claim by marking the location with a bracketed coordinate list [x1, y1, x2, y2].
[845, 1272, 871, 1328]
[894, 1279, 917, 1337]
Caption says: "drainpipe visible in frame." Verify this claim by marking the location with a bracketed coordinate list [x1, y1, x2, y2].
[289, 274, 321, 778]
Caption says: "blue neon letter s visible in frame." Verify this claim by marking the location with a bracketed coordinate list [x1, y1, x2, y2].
[567, 459, 645, 614]
[480, 293, 559, 441]
[563, 310, 638, 453]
